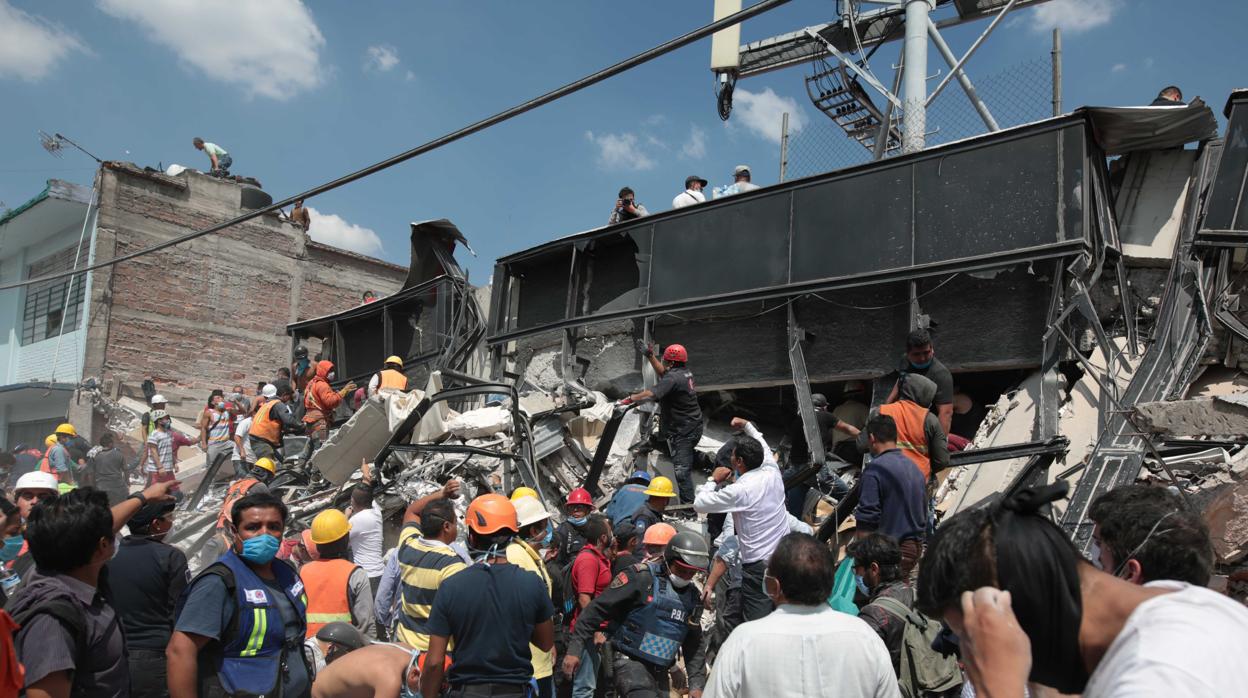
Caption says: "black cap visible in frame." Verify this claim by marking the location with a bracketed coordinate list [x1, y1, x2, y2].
[129, 499, 176, 528]
[685, 175, 708, 188]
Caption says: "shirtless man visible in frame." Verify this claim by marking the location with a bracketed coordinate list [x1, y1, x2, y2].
[311, 644, 420, 698]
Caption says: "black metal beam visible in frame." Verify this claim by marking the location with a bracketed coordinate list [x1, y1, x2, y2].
[948, 436, 1070, 467]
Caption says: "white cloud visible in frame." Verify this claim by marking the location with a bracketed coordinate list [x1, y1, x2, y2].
[306, 207, 384, 256]
[644, 114, 667, 126]
[365, 44, 399, 72]
[97, 0, 325, 100]
[1111, 63, 1127, 74]
[680, 125, 707, 159]
[0, 1, 86, 81]
[1028, 0, 1119, 34]
[732, 87, 807, 144]
[585, 131, 655, 171]
[405, 70, 416, 82]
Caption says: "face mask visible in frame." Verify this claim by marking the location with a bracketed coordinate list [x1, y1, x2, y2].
[567, 516, 587, 527]
[855, 574, 870, 597]
[0, 534, 23, 562]
[909, 358, 933, 370]
[530, 525, 553, 549]
[240, 533, 281, 564]
[669, 574, 691, 589]
[399, 649, 420, 698]
[1088, 539, 1103, 570]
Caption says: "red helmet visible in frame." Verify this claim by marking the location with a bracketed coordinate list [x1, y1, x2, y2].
[566, 487, 594, 508]
[662, 344, 688, 363]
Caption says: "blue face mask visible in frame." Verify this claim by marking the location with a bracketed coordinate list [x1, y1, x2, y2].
[239, 533, 281, 564]
[567, 516, 587, 527]
[0, 534, 23, 562]
[909, 358, 933, 370]
[854, 574, 870, 597]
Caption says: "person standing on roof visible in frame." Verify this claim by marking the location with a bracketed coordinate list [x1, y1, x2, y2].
[672, 175, 708, 209]
[169, 491, 311, 698]
[605, 470, 651, 526]
[563, 530, 709, 698]
[624, 342, 703, 504]
[863, 373, 948, 481]
[889, 329, 955, 435]
[609, 187, 650, 225]
[420, 494, 557, 698]
[368, 356, 408, 398]
[1150, 85, 1185, 106]
[192, 137, 232, 175]
[249, 381, 302, 462]
[628, 475, 678, 538]
[290, 199, 311, 231]
[304, 360, 357, 447]
[302, 509, 376, 641]
[508, 496, 558, 698]
[197, 390, 235, 476]
[717, 165, 761, 198]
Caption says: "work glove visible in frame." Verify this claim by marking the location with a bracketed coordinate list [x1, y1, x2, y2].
[616, 397, 634, 408]
[635, 339, 655, 358]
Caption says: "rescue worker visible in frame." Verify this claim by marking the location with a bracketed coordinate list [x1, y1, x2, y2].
[507, 495, 557, 698]
[420, 494, 556, 698]
[142, 393, 168, 440]
[301, 509, 376, 640]
[216, 457, 277, 532]
[628, 475, 677, 538]
[169, 491, 312, 698]
[640, 522, 677, 561]
[624, 343, 703, 504]
[42, 423, 78, 483]
[368, 356, 408, 398]
[782, 393, 860, 516]
[860, 373, 948, 480]
[303, 360, 357, 445]
[249, 380, 302, 462]
[36, 434, 57, 481]
[510, 486, 539, 501]
[562, 530, 709, 698]
[605, 471, 651, 526]
[550, 488, 595, 568]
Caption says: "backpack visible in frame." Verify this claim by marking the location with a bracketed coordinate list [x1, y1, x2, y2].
[872, 596, 962, 698]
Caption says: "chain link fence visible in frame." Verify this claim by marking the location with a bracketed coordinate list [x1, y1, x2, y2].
[784, 57, 1054, 180]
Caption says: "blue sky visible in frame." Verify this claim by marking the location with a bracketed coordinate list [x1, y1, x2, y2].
[2, 0, 1246, 282]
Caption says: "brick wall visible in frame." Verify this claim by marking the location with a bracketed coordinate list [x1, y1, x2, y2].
[84, 164, 406, 413]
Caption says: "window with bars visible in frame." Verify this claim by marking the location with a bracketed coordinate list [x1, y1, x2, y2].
[22, 242, 88, 345]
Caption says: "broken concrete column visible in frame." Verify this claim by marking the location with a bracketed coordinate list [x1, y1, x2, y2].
[1134, 394, 1248, 439]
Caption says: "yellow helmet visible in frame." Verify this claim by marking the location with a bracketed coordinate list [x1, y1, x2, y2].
[510, 487, 538, 502]
[45, 434, 58, 447]
[310, 509, 352, 545]
[253, 457, 277, 475]
[55, 423, 77, 437]
[643, 476, 677, 498]
[385, 355, 403, 368]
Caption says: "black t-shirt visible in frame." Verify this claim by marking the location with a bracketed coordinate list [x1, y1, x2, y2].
[897, 355, 954, 406]
[425, 563, 555, 686]
[652, 367, 702, 437]
[784, 411, 841, 465]
[105, 536, 189, 650]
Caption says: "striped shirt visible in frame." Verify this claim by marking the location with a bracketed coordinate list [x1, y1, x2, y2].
[394, 524, 467, 650]
[146, 430, 174, 474]
[204, 408, 232, 443]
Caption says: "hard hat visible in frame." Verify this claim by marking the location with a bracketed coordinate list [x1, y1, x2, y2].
[55, 423, 77, 437]
[661, 344, 688, 363]
[811, 393, 829, 410]
[315, 621, 367, 651]
[14, 471, 59, 494]
[510, 486, 538, 502]
[565, 487, 594, 508]
[385, 355, 403, 368]
[629, 470, 652, 484]
[642, 476, 677, 498]
[642, 522, 677, 546]
[261, 383, 278, 399]
[513, 495, 551, 528]
[294, 346, 309, 358]
[665, 530, 711, 570]
[309, 509, 352, 545]
[150, 394, 167, 405]
[465, 494, 519, 535]
[253, 457, 277, 475]
[44, 435, 57, 447]
[150, 409, 170, 422]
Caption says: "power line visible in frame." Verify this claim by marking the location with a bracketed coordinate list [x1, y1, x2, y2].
[0, 0, 795, 292]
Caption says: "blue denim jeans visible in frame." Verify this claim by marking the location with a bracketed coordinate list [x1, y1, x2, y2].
[572, 646, 602, 698]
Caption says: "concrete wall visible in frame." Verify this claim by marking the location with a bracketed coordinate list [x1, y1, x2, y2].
[83, 164, 406, 420]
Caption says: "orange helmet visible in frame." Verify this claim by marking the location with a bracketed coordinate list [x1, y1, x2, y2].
[642, 522, 678, 546]
[465, 493, 519, 535]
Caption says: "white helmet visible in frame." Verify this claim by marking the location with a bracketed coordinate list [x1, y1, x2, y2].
[14, 471, 59, 494]
[261, 384, 278, 399]
[150, 394, 167, 405]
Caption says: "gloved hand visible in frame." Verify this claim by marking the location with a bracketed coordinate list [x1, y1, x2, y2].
[635, 339, 655, 358]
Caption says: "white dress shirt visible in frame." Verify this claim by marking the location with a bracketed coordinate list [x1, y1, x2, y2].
[672, 189, 706, 208]
[704, 603, 901, 698]
[694, 422, 789, 564]
[348, 504, 385, 577]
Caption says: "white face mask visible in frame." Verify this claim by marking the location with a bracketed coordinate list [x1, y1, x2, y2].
[669, 574, 691, 589]
[1089, 539, 1104, 570]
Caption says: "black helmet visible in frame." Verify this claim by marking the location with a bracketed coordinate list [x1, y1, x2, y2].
[316, 622, 367, 662]
[294, 346, 309, 358]
[665, 530, 710, 570]
[810, 393, 829, 410]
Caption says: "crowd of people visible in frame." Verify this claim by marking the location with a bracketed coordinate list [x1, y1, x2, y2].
[0, 320, 1245, 698]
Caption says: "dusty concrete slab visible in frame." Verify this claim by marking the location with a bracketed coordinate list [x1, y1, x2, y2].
[1134, 395, 1248, 439]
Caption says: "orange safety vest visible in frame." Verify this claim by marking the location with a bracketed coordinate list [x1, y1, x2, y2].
[39, 445, 61, 482]
[217, 478, 260, 529]
[378, 369, 407, 391]
[880, 401, 931, 478]
[300, 558, 358, 638]
[250, 400, 282, 444]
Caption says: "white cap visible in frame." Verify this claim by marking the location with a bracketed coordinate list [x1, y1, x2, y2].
[513, 496, 551, 528]
[150, 394, 167, 405]
[733, 165, 751, 176]
[14, 471, 59, 494]
[262, 383, 278, 399]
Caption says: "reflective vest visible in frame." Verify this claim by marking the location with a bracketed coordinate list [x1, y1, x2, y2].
[300, 558, 358, 638]
[183, 550, 308, 696]
[613, 563, 696, 668]
[38, 445, 56, 480]
[217, 478, 260, 529]
[880, 401, 931, 478]
[378, 369, 407, 391]
[250, 400, 282, 444]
